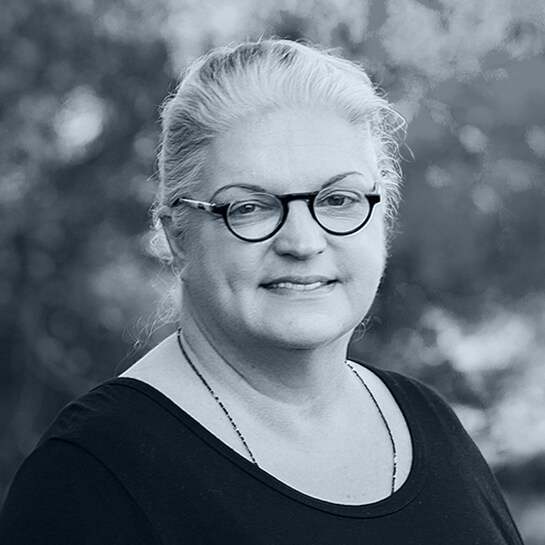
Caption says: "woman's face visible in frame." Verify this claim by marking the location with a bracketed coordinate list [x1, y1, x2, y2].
[178, 107, 387, 351]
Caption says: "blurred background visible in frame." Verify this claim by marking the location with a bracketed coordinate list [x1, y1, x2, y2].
[1, 0, 544, 542]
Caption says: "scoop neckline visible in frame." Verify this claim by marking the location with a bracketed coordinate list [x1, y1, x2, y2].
[108, 363, 427, 518]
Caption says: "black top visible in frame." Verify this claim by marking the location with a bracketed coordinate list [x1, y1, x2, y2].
[0, 363, 524, 544]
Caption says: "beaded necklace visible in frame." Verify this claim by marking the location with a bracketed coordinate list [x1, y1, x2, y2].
[176, 329, 397, 494]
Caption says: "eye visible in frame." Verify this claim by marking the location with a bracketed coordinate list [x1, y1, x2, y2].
[230, 202, 261, 216]
[316, 190, 362, 208]
[228, 195, 279, 221]
[324, 194, 352, 207]
[230, 199, 275, 215]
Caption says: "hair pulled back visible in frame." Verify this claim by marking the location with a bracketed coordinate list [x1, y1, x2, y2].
[154, 38, 405, 249]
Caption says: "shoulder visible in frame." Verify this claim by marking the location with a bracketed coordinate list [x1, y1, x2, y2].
[26, 375, 200, 503]
[39, 375, 202, 476]
[39, 378, 154, 449]
[350, 360, 473, 439]
[0, 376, 190, 544]
[120, 332, 199, 407]
[40, 333, 187, 452]
[354, 361, 455, 410]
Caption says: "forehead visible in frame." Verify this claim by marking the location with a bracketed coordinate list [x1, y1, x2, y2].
[202, 107, 379, 196]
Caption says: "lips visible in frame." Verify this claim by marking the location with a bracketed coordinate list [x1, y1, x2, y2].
[260, 276, 337, 291]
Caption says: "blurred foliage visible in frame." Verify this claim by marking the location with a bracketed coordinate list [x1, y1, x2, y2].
[0, 0, 172, 497]
[1, 0, 544, 543]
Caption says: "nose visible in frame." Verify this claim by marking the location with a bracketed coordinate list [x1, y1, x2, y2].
[272, 200, 327, 259]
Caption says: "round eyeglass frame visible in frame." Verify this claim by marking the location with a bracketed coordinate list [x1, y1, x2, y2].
[171, 188, 381, 242]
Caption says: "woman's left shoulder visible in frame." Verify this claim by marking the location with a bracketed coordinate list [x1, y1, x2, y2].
[348, 360, 434, 398]
[348, 360, 467, 431]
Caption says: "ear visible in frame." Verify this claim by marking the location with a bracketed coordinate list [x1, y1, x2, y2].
[160, 215, 188, 275]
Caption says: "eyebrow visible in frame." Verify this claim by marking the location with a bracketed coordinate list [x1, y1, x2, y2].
[210, 171, 367, 201]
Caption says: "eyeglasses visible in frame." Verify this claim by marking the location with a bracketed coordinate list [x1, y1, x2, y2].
[171, 185, 381, 242]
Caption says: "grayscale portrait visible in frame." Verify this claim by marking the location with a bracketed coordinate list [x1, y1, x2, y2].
[1, 2, 543, 544]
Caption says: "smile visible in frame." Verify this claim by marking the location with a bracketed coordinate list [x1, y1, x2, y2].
[261, 277, 337, 292]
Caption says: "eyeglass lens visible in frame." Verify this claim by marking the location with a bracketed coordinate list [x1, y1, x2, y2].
[226, 186, 373, 241]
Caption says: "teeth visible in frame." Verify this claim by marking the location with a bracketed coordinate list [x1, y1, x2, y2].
[267, 281, 326, 291]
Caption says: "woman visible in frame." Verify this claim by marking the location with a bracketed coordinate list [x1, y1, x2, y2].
[0, 39, 524, 544]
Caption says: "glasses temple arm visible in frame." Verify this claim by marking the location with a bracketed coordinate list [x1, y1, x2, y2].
[172, 197, 221, 214]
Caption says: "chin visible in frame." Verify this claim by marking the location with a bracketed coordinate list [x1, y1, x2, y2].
[254, 313, 358, 350]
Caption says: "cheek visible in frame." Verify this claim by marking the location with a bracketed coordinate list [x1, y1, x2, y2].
[344, 230, 386, 294]
[349, 252, 384, 292]
[182, 228, 262, 298]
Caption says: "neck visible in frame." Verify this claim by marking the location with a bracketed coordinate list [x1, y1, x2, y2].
[178, 307, 354, 418]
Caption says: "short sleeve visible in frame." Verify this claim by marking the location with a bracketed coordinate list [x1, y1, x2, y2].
[0, 439, 160, 545]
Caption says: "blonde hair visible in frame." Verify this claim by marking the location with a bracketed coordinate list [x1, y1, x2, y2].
[154, 38, 406, 248]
